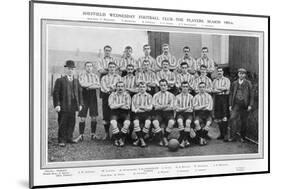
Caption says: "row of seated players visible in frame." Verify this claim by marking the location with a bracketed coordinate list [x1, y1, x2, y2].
[106, 79, 214, 148]
[97, 45, 216, 76]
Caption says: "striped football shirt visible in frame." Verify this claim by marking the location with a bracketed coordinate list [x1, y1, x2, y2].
[156, 53, 177, 70]
[78, 72, 100, 88]
[177, 56, 197, 73]
[193, 92, 213, 111]
[196, 57, 215, 73]
[97, 56, 117, 72]
[156, 70, 176, 86]
[212, 76, 231, 94]
[131, 92, 153, 112]
[100, 73, 122, 93]
[152, 91, 175, 110]
[108, 91, 131, 110]
[176, 72, 195, 89]
[137, 56, 156, 71]
[118, 56, 137, 71]
[175, 92, 194, 112]
[135, 70, 157, 86]
[193, 75, 213, 93]
[122, 74, 137, 91]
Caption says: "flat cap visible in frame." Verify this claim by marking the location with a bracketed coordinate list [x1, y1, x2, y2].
[238, 68, 247, 73]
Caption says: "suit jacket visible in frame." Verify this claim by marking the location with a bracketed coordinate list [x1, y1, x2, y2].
[53, 76, 83, 112]
[229, 79, 254, 107]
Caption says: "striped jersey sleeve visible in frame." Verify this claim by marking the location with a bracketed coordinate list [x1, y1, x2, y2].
[193, 93, 213, 111]
[108, 92, 131, 110]
[101, 74, 122, 93]
[78, 72, 100, 88]
[131, 93, 153, 112]
[175, 93, 193, 112]
[152, 91, 175, 109]
[213, 76, 231, 94]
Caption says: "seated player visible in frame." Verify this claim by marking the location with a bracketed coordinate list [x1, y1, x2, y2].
[176, 62, 195, 93]
[193, 82, 213, 145]
[108, 81, 131, 147]
[135, 59, 158, 95]
[175, 81, 194, 148]
[156, 59, 177, 95]
[77, 61, 101, 141]
[131, 82, 153, 147]
[152, 79, 176, 147]
[100, 62, 122, 140]
[118, 46, 137, 76]
[193, 65, 213, 93]
[122, 64, 138, 96]
[156, 44, 177, 72]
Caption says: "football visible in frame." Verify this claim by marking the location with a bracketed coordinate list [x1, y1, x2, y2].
[168, 139, 179, 152]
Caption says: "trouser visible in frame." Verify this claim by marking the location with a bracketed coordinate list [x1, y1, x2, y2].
[57, 111, 76, 143]
[101, 92, 111, 133]
[229, 103, 249, 139]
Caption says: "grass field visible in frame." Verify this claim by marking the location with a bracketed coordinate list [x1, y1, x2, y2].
[48, 93, 258, 162]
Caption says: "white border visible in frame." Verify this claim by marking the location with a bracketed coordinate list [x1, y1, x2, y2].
[31, 2, 269, 187]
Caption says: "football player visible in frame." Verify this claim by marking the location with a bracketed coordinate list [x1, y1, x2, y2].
[152, 79, 176, 147]
[108, 81, 131, 147]
[131, 82, 153, 147]
[193, 82, 213, 145]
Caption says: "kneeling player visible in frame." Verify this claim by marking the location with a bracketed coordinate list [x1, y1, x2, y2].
[175, 81, 194, 148]
[108, 81, 131, 147]
[152, 79, 176, 147]
[131, 82, 153, 147]
[193, 82, 213, 145]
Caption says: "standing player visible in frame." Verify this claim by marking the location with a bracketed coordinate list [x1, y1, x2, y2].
[176, 62, 195, 92]
[152, 79, 176, 147]
[108, 81, 131, 147]
[137, 44, 157, 71]
[228, 68, 254, 142]
[193, 65, 213, 93]
[175, 81, 194, 148]
[212, 67, 231, 141]
[193, 82, 213, 145]
[156, 44, 177, 71]
[77, 61, 101, 141]
[131, 82, 153, 147]
[100, 62, 122, 140]
[135, 59, 158, 95]
[53, 60, 83, 147]
[156, 60, 177, 95]
[118, 46, 137, 76]
[122, 64, 138, 96]
[97, 45, 118, 77]
[196, 47, 215, 74]
[177, 46, 197, 74]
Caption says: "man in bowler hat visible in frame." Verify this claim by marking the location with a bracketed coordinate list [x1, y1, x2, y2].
[228, 68, 254, 142]
[53, 60, 83, 147]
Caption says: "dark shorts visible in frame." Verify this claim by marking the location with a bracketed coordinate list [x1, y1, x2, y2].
[153, 110, 175, 125]
[176, 112, 193, 121]
[133, 112, 152, 122]
[214, 95, 229, 119]
[194, 110, 212, 123]
[78, 89, 98, 117]
[111, 109, 130, 122]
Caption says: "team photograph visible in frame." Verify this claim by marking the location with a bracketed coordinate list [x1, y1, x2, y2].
[47, 22, 259, 162]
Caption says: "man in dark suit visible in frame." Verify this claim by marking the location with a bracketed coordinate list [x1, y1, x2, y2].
[228, 68, 254, 142]
[53, 60, 83, 147]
